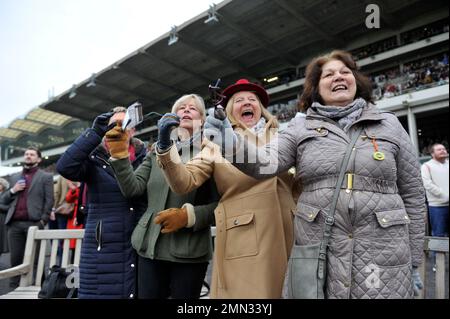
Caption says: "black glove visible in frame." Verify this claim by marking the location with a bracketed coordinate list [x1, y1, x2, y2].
[157, 113, 180, 152]
[92, 112, 114, 137]
[204, 108, 237, 158]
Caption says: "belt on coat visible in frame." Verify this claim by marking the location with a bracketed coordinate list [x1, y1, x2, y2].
[301, 174, 398, 194]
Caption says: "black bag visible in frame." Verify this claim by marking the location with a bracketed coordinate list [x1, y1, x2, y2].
[38, 265, 78, 299]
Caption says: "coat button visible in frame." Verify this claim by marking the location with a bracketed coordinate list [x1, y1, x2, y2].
[129, 293, 134, 298]
[91, 156, 95, 159]
[348, 233, 353, 239]
[382, 218, 387, 223]
[102, 165, 107, 169]
[131, 264, 135, 268]
[344, 282, 350, 288]
[234, 219, 239, 225]
[404, 215, 409, 220]
[130, 207, 134, 212]
[308, 213, 314, 219]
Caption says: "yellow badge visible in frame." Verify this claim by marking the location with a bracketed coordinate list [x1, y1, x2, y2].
[373, 151, 385, 161]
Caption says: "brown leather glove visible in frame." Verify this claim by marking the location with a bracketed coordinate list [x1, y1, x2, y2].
[154, 207, 188, 234]
[105, 121, 129, 159]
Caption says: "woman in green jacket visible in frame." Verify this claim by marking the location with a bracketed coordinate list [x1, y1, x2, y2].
[106, 94, 219, 299]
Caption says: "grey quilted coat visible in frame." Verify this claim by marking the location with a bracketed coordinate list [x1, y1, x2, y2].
[233, 104, 426, 299]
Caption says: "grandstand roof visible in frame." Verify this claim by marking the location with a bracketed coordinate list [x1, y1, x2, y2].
[37, 0, 446, 122]
[0, 108, 78, 141]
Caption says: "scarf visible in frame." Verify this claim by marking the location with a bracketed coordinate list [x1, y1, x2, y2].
[251, 117, 267, 136]
[311, 98, 367, 132]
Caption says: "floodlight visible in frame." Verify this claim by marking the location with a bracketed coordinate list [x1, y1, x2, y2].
[204, 4, 219, 24]
[69, 85, 77, 99]
[168, 26, 179, 46]
[87, 73, 96, 88]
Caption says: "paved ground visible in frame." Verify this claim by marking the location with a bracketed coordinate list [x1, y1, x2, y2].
[1, 251, 447, 298]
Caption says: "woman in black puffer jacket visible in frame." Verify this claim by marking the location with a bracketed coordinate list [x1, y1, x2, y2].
[56, 107, 147, 299]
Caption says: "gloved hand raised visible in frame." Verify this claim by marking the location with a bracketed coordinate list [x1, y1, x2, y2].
[105, 121, 130, 159]
[204, 108, 237, 158]
[154, 207, 188, 234]
[92, 112, 114, 137]
[157, 113, 180, 152]
[411, 266, 423, 296]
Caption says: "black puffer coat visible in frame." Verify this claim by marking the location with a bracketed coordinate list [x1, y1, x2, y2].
[57, 128, 146, 299]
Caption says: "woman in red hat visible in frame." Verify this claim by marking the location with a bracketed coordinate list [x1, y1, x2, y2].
[155, 79, 296, 298]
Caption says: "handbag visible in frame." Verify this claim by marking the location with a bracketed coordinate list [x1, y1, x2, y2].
[38, 265, 78, 299]
[131, 210, 153, 255]
[287, 127, 363, 299]
[55, 202, 75, 218]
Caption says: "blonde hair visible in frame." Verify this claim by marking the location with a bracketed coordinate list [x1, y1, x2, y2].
[0, 178, 9, 191]
[171, 94, 206, 121]
[225, 93, 279, 129]
[110, 106, 127, 113]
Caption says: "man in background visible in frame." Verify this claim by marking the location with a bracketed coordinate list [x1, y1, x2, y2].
[421, 143, 449, 239]
[2, 146, 54, 288]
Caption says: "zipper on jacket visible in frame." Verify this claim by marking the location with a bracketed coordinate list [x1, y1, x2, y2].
[95, 155, 111, 167]
[95, 220, 103, 251]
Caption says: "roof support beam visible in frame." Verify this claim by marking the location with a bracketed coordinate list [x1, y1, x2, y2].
[179, 34, 260, 80]
[139, 49, 214, 84]
[114, 64, 185, 96]
[91, 80, 158, 104]
[71, 91, 122, 110]
[273, 0, 340, 46]
[53, 100, 100, 120]
[217, 11, 299, 67]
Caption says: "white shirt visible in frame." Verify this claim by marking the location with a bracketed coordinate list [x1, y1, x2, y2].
[421, 158, 449, 206]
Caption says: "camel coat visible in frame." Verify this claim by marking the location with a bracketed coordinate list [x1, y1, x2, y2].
[156, 118, 295, 298]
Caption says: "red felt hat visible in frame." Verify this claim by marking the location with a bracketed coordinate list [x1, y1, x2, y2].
[222, 79, 270, 108]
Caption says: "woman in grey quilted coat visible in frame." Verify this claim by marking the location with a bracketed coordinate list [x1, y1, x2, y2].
[204, 50, 426, 299]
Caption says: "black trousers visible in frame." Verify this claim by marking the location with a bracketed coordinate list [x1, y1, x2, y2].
[7, 220, 42, 288]
[138, 256, 208, 299]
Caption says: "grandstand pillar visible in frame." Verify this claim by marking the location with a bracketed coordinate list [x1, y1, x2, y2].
[407, 106, 419, 155]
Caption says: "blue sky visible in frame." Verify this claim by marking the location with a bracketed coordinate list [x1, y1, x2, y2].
[0, 0, 215, 127]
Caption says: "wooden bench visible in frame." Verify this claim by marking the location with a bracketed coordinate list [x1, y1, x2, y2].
[417, 236, 449, 299]
[0, 226, 84, 299]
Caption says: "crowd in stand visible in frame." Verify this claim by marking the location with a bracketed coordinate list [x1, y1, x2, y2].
[371, 53, 449, 100]
[401, 21, 449, 45]
[352, 36, 398, 61]
[353, 19, 448, 61]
